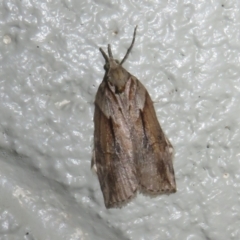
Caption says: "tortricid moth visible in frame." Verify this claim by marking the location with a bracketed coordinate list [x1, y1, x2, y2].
[92, 26, 176, 209]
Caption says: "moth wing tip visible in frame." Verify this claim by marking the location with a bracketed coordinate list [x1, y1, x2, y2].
[105, 188, 138, 209]
[139, 183, 177, 197]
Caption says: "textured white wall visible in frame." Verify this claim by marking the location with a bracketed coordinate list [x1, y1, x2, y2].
[0, 0, 240, 239]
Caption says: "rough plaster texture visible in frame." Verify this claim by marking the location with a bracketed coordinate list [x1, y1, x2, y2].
[0, 0, 240, 239]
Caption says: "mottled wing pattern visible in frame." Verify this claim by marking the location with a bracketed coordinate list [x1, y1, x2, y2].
[132, 80, 176, 195]
[92, 81, 138, 208]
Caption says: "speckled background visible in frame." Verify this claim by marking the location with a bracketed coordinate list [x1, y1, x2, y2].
[0, 0, 240, 239]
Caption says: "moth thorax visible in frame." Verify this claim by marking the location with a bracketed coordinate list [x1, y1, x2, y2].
[108, 65, 129, 93]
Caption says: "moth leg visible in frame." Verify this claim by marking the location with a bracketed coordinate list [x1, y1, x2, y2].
[91, 149, 97, 173]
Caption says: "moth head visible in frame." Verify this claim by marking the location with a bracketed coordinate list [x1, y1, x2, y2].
[99, 26, 137, 93]
[103, 59, 120, 71]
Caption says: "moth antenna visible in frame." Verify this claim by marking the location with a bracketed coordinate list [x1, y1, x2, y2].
[108, 44, 113, 58]
[99, 47, 109, 62]
[120, 26, 138, 65]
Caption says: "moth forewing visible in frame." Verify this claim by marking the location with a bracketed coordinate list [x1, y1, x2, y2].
[93, 87, 138, 208]
[92, 26, 176, 208]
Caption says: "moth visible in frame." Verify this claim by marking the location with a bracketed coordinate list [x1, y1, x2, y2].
[92, 26, 176, 209]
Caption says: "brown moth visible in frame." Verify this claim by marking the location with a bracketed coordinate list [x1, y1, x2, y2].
[92, 26, 176, 209]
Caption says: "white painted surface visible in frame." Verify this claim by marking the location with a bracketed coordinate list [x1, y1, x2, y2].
[0, 0, 240, 239]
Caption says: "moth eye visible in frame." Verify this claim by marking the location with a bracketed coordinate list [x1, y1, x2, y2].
[115, 59, 120, 64]
[104, 63, 109, 70]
